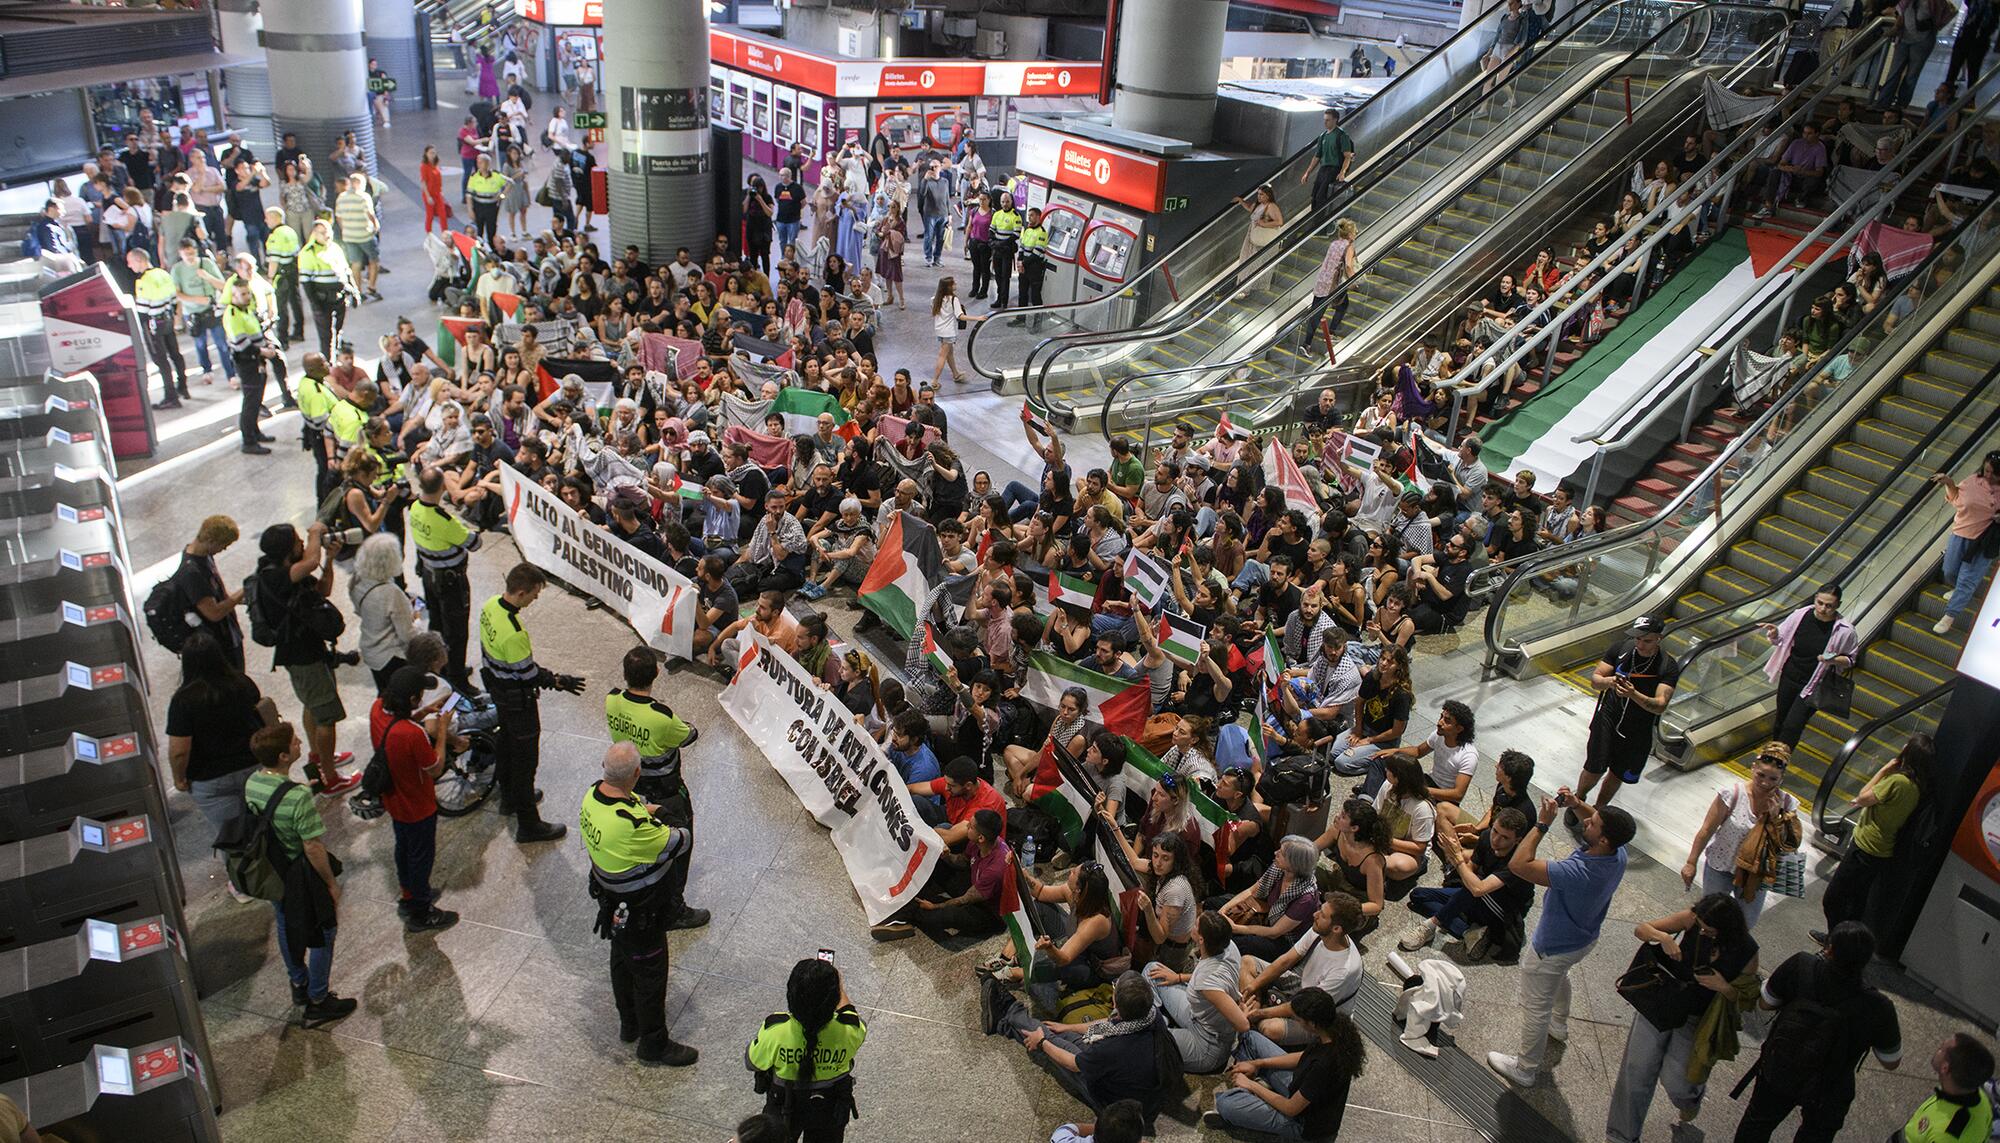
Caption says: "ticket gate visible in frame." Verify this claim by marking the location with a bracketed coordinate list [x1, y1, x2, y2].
[0, 478, 115, 535]
[0, 374, 99, 417]
[1, 1037, 218, 1143]
[0, 439, 118, 492]
[0, 404, 104, 454]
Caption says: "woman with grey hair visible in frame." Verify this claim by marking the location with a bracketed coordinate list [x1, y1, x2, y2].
[1214, 834, 1323, 962]
[801, 496, 876, 600]
[349, 532, 417, 693]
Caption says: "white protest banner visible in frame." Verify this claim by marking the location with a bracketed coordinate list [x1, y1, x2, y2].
[501, 465, 698, 660]
[720, 631, 943, 923]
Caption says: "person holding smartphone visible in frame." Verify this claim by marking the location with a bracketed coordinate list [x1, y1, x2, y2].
[1604, 894, 1760, 1142]
[1757, 584, 1856, 750]
[1567, 615, 1681, 826]
[746, 957, 867, 1142]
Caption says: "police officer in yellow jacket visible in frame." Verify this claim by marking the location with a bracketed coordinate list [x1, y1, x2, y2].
[466, 154, 508, 248]
[296, 353, 339, 494]
[221, 283, 282, 455]
[746, 957, 865, 1138]
[582, 742, 698, 1067]
[410, 467, 479, 693]
[606, 646, 708, 930]
[263, 207, 305, 347]
[125, 247, 190, 408]
[480, 562, 583, 843]
[227, 251, 295, 408]
[989, 198, 1022, 309]
[1011, 208, 1050, 324]
[299, 218, 356, 357]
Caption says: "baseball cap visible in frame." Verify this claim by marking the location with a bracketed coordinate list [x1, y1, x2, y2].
[1629, 615, 1665, 635]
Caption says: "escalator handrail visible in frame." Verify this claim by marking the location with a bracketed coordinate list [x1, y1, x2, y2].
[965, 0, 1634, 385]
[1473, 186, 2000, 660]
[1084, 4, 1786, 434]
[1648, 350, 2000, 750]
[1440, 15, 1907, 430]
[1025, 0, 1753, 415]
[1811, 681, 1952, 831]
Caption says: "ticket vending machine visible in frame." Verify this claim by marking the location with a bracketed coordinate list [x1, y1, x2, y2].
[749, 76, 775, 167]
[774, 86, 797, 159]
[709, 71, 729, 127]
[798, 93, 826, 175]
[1078, 205, 1146, 331]
[727, 73, 752, 134]
[871, 103, 925, 153]
[1038, 188, 1094, 307]
[923, 102, 967, 152]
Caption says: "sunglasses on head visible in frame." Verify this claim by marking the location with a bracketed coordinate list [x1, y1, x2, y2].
[1158, 773, 1181, 793]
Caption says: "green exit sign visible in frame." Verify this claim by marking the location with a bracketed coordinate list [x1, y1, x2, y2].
[573, 111, 607, 130]
[1161, 196, 1190, 212]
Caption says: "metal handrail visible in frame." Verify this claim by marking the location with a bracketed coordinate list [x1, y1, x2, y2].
[1471, 185, 2000, 658]
[1440, 15, 1920, 439]
[997, 0, 1694, 408]
[964, 0, 1636, 384]
[1647, 352, 2000, 753]
[1084, 4, 1784, 434]
[1447, 48, 1998, 456]
[1811, 681, 1950, 833]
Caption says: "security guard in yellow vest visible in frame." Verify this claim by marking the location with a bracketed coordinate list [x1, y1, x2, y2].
[298, 218, 356, 357]
[746, 958, 866, 1135]
[580, 741, 697, 1067]
[361, 415, 410, 547]
[988, 199, 1022, 309]
[465, 154, 508, 248]
[227, 251, 295, 408]
[124, 247, 190, 408]
[326, 378, 373, 468]
[296, 353, 339, 496]
[1011, 208, 1051, 324]
[480, 562, 583, 843]
[410, 467, 480, 692]
[221, 283, 282, 455]
[263, 207, 305, 347]
[606, 646, 707, 930]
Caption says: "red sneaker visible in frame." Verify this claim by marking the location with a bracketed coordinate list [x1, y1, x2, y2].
[316, 773, 363, 798]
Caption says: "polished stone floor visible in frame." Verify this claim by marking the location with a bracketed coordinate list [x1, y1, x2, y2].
[105, 101, 1981, 1143]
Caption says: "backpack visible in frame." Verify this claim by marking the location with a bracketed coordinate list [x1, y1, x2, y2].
[358, 713, 405, 801]
[144, 571, 196, 653]
[215, 779, 299, 901]
[1258, 753, 1331, 808]
[244, 572, 281, 648]
[1748, 991, 1851, 1099]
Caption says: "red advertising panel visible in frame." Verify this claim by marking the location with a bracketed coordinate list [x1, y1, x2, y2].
[718, 31, 838, 93]
[984, 62, 1104, 96]
[875, 64, 985, 98]
[40, 265, 154, 460]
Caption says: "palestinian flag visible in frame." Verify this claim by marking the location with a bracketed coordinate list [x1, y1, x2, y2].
[1247, 688, 1270, 762]
[1216, 413, 1247, 443]
[491, 291, 524, 321]
[1267, 440, 1321, 513]
[1158, 610, 1207, 664]
[536, 357, 620, 408]
[1261, 626, 1284, 686]
[1048, 570, 1098, 612]
[436, 315, 484, 371]
[1123, 549, 1169, 612]
[450, 231, 483, 282]
[1026, 743, 1092, 852]
[1019, 650, 1150, 739]
[858, 511, 943, 637]
[1118, 740, 1237, 847]
[721, 424, 794, 468]
[919, 622, 953, 678]
[1001, 863, 1056, 984]
[1021, 400, 1053, 435]
[771, 387, 854, 437]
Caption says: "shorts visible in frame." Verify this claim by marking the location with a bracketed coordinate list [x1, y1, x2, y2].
[1583, 713, 1650, 784]
[285, 660, 347, 725]
[342, 236, 380, 267]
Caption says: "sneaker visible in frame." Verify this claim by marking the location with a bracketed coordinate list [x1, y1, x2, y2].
[302, 993, 359, 1028]
[1486, 1050, 1537, 1087]
[797, 581, 828, 600]
[1751, 205, 1774, 219]
[152, 399, 182, 410]
[978, 975, 1002, 1036]
[1202, 1111, 1229, 1130]
[1807, 928, 1829, 947]
[636, 1038, 699, 1067]
[290, 981, 309, 1006]
[316, 773, 363, 798]
[515, 820, 568, 844]
[663, 907, 711, 931]
[1463, 925, 1495, 961]
[870, 920, 915, 941]
[1933, 614, 1954, 634]
[404, 908, 461, 934]
[1398, 919, 1438, 951]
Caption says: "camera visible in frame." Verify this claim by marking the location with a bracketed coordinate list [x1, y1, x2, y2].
[333, 527, 366, 548]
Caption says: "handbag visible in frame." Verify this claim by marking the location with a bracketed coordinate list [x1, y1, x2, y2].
[1616, 942, 1697, 1031]
[1249, 225, 1279, 249]
[1769, 849, 1808, 898]
[1809, 669, 1854, 717]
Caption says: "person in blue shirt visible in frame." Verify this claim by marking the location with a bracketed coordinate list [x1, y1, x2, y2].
[887, 710, 943, 813]
[1487, 789, 1634, 1088]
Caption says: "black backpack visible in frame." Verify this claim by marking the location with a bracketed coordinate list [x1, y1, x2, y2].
[214, 779, 299, 901]
[1258, 753, 1331, 808]
[144, 560, 195, 653]
[1748, 991, 1851, 1099]
[358, 714, 407, 801]
[244, 572, 281, 648]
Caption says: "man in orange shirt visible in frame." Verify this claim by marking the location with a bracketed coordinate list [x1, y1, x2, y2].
[710, 589, 799, 674]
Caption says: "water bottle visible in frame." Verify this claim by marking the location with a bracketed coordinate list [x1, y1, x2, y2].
[1021, 835, 1037, 871]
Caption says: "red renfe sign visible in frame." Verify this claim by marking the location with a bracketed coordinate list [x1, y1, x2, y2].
[708, 30, 1103, 101]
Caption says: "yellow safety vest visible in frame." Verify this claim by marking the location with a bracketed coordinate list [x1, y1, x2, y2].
[409, 500, 475, 572]
[265, 224, 301, 270]
[298, 237, 350, 287]
[296, 371, 336, 429]
[479, 595, 541, 687]
[132, 267, 177, 316]
[578, 783, 687, 894]
[221, 302, 265, 353]
[1020, 225, 1050, 260]
[327, 398, 368, 455]
[467, 170, 508, 206]
[991, 208, 1021, 245]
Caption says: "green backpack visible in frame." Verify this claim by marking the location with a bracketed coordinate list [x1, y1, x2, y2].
[215, 779, 299, 901]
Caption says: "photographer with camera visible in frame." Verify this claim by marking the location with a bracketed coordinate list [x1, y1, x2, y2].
[252, 523, 358, 796]
[479, 562, 583, 844]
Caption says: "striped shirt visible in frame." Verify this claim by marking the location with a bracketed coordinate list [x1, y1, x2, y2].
[334, 189, 378, 241]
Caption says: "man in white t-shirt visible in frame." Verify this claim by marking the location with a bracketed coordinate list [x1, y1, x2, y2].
[1365, 699, 1477, 805]
[1235, 893, 1364, 1046]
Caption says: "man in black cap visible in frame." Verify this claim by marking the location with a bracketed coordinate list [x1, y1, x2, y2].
[1568, 615, 1680, 828]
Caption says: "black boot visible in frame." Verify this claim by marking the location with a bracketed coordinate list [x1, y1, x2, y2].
[636, 1034, 698, 1067]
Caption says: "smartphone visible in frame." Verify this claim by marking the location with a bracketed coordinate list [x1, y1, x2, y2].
[816, 948, 835, 964]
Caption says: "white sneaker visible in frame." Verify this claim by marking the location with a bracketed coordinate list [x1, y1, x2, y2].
[1487, 1050, 1537, 1087]
[1933, 614, 1954, 634]
[1398, 919, 1438, 951]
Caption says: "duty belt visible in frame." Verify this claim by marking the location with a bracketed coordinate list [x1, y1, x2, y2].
[638, 747, 683, 786]
[416, 541, 470, 571]
[590, 854, 672, 895]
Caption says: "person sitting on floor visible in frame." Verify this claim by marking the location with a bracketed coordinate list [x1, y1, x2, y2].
[986, 971, 1174, 1129]
[1237, 892, 1365, 1047]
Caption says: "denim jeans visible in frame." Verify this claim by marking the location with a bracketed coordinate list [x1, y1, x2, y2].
[1231, 559, 1269, 593]
[1700, 858, 1766, 928]
[1145, 963, 1234, 1072]
[1942, 532, 1993, 618]
[1000, 480, 1040, 523]
[1327, 740, 1383, 780]
[774, 220, 800, 257]
[1606, 1012, 1703, 1143]
[1193, 505, 1217, 537]
[187, 767, 252, 833]
[1876, 39, 1936, 109]
[1212, 1030, 1307, 1138]
[189, 316, 237, 380]
[1407, 885, 1479, 938]
[272, 901, 337, 1002]
[1517, 939, 1595, 1072]
[391, 814, 439, 916]
[237, 214, 269, 262]
[922, 215, 947, 264]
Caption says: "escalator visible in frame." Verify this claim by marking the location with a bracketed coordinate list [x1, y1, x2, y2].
[1022, 2, 1792, 435]
[966, 0, 1676, 391]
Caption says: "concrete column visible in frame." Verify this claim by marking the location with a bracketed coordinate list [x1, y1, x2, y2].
[362, 0, 425, 113]
[604, 0, 714, 264]
[262, 0, 379, 175]
[1111, 0, 1229, 145]
[214, 0, 273, 151]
